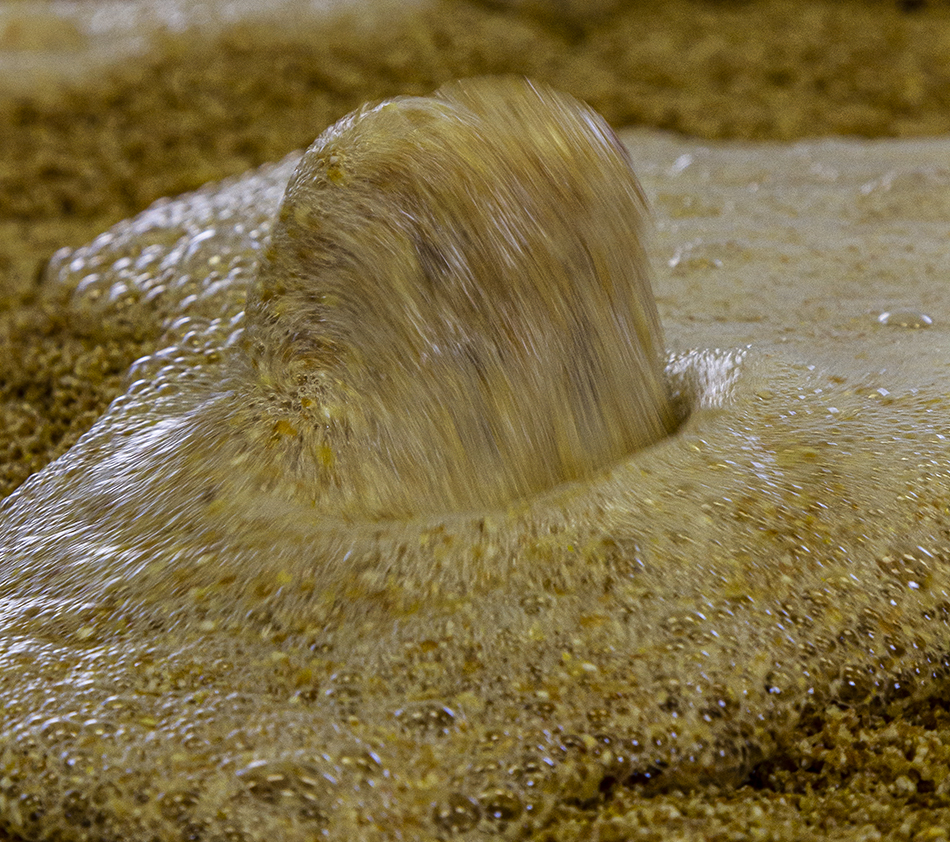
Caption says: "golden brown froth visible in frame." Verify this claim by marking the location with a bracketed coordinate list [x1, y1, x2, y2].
[241, 78, 673, 516]
[3, 77, 950, 841]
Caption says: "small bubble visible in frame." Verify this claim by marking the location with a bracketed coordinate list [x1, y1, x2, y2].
[835, 664, 874, 703]
[877, 310, 933, 328]
[157, 788, 199, 822]
[478, 788, 523, 825]
[38, 716, 81, 742]
[394, 702, 457, 735]
[559, 734, 591, 754]
[236, 759, 328, 815]
[432, 793, 480, 835]
[876, 547, 934, 590]
[337, 748, 383, 782]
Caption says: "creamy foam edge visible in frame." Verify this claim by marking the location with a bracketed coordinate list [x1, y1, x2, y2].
[1, 109, 950, 838]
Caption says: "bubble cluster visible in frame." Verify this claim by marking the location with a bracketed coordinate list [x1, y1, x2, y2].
[2, 81, 950, 842]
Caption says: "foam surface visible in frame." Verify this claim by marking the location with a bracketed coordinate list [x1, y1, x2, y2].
[1, 91, 950, 840]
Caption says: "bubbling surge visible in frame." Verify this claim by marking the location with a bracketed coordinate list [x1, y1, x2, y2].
[0, 79, 715, 842]
[2, 79, 950, 842]
[238, 77, 675, 517]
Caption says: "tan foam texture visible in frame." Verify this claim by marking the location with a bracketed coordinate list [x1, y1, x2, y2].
[1, 79, 950, 839]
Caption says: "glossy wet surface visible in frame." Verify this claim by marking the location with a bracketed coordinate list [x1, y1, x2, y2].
[1, 96, 950, 840]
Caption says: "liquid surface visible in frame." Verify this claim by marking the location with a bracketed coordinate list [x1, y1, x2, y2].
[2, 86, 950, 841]
[241, 78, 674, 516]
